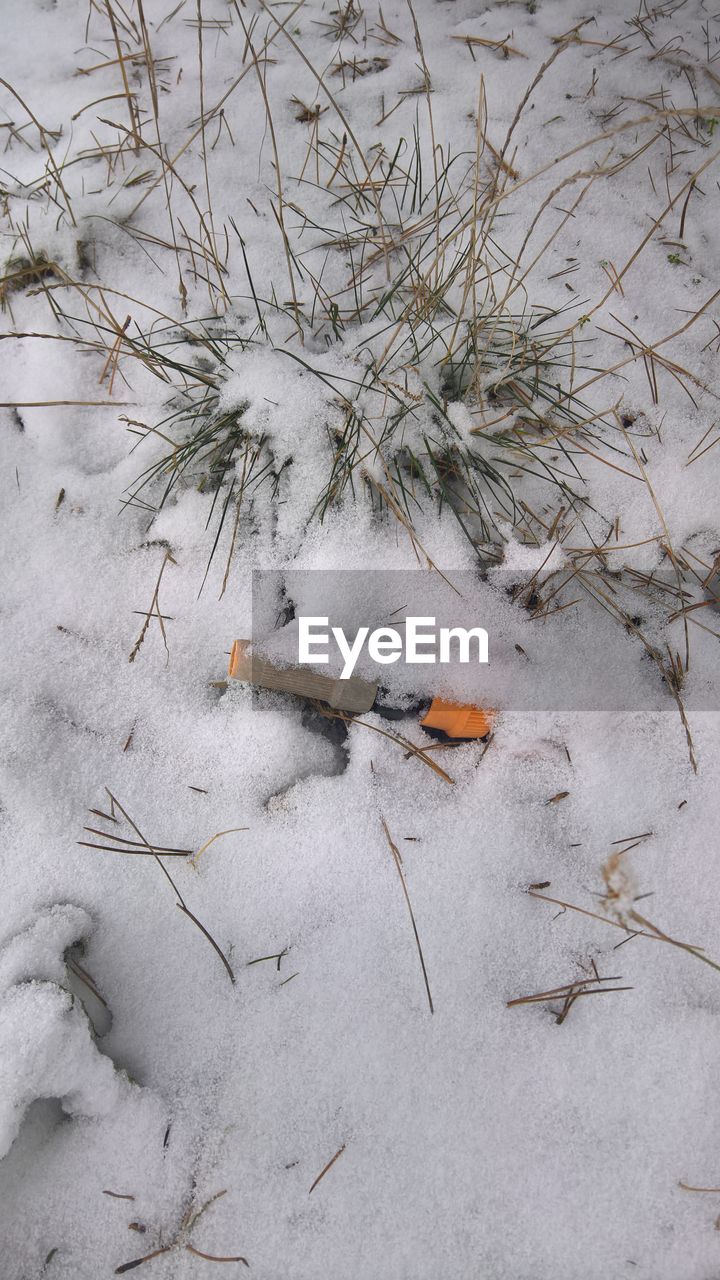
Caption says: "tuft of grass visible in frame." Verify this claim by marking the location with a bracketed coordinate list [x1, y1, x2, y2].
[3, 0, 718, 760]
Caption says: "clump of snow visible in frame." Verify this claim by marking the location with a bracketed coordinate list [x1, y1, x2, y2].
[0, 906, 127, 1158]
[445, 400, 478, 443]
[499, 533, 568, 573]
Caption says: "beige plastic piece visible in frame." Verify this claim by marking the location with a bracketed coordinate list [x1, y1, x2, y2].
[228, 640, 378, 714]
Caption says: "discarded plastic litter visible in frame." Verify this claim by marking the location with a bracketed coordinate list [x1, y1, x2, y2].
[228, 640, 494, 740]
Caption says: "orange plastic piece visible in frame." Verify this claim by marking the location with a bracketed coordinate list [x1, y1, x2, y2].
[228, 639, 248, 679]
[420, 697, 494, 739]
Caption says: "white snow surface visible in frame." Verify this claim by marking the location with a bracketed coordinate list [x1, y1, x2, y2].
[1, 0, 720, 1276]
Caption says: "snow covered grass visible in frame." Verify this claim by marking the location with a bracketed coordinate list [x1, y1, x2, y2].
[2, 0, 720, 1276]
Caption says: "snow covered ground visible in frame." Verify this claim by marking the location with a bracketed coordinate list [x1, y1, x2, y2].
[1, 0, 720, 1275]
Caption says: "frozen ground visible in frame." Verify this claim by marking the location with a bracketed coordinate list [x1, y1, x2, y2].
[1, 0, 720, 1276]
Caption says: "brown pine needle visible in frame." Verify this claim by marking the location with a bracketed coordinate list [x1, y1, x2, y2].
[611, 832, 653, 845]
[185, 1244, 249, 1264]
[78, 841, 190, 857]
[116, 1246, 172, 1273]
[308, 1143, 347, 1195]
[507, 974, 625, 1006]
[508, 983, 633, 1008]
[82, 827, 192, 853]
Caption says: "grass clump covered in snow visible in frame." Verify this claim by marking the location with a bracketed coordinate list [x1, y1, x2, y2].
[2, 2, 720, 1278]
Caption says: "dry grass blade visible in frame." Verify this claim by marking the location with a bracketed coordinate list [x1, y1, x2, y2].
[190, 826, 249, 868]
[316, 704, 455, 784]
[381, 818, 434, 1014]
[114, 1186, 245, 1273]
[103, 790, 235, 985]
[0, 400, 135, 408]
[528, 889, 720, 976]
[450, 33, 527, 59]
[129, 550, 176, 663]
[126, 0, 306, 220]
[232, 3, 302, 334]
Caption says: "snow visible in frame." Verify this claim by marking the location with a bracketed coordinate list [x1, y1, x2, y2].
[2, 0, 720, 1276]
